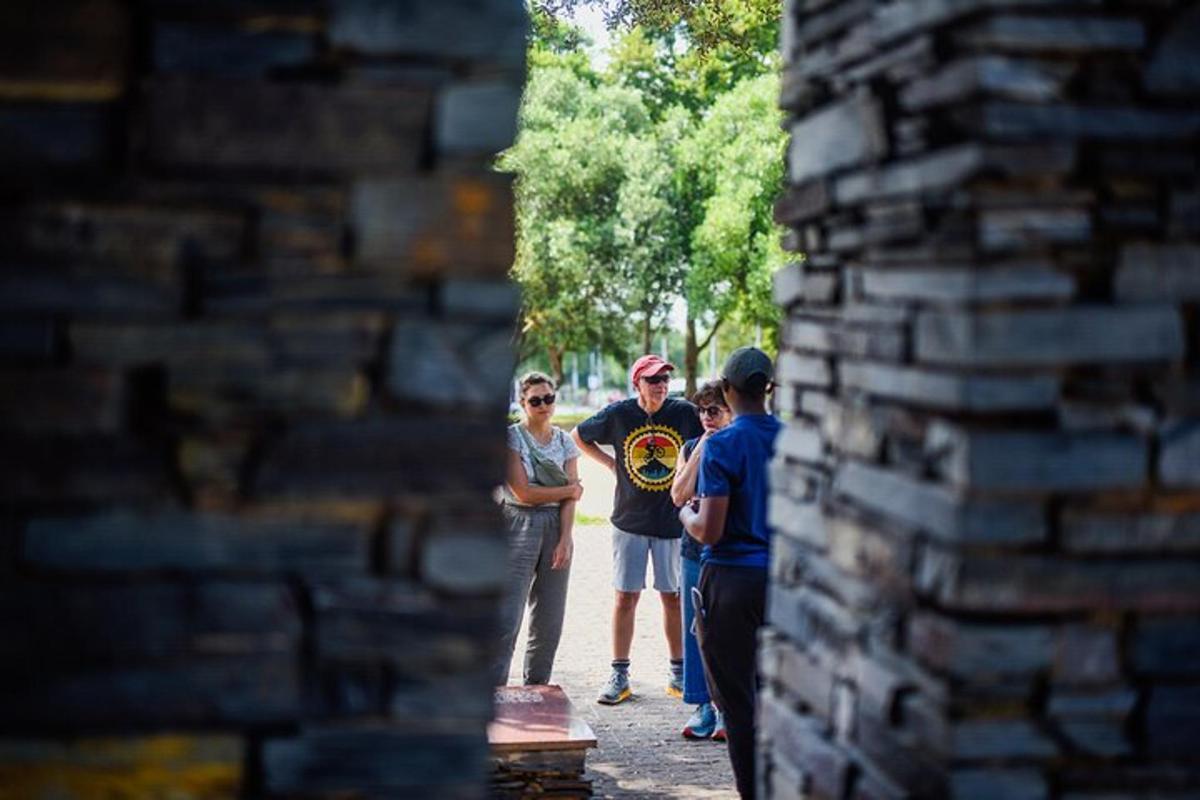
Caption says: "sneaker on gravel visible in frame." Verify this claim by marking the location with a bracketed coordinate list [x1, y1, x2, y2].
[597, 669, 632, 705]
[712, 710, 727, 741]
[682, 702, 716, 740]
[666, 672, 684, 699]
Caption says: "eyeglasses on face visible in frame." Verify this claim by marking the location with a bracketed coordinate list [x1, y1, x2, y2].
[698, 405, 726, 419]
[526, 393, 556, 407]
[641, 374, 670, 385]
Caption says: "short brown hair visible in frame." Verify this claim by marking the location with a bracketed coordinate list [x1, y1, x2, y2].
[691, 379, 726, 409]
[519, 371, 555, 397]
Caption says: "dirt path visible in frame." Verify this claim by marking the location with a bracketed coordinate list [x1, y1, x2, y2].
[503, 455, 738, 799]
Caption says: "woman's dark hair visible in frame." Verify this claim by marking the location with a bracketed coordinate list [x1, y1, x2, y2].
[518, 371, 555, 397]
[691, 379, 727, 409]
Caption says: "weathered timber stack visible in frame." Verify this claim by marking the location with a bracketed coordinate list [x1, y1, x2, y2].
[767, 2, 1200, 798]
[0, 1, 524, 796]
[489, 685, 597, 798]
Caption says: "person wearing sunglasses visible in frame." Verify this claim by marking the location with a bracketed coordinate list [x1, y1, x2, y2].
[669, 380, 732, 743]
[572, 354, 704, 705]
[679, 347, 780, 800]
[494, 371, 584, 687]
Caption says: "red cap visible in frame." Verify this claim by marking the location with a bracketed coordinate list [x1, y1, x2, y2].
[630, 354, 676, 385]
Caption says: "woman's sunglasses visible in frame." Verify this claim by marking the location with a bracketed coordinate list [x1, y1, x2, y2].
[641, 374, 670, 385]
[526, 393, 556, 407]
[698, 405, 726, 419]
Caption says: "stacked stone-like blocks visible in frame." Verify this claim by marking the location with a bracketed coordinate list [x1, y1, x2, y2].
[767, 2, 1200, 798]
[0, 1, 524, 796]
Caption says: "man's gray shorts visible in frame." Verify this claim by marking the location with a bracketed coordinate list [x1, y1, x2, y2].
[611, 527, 681, 593]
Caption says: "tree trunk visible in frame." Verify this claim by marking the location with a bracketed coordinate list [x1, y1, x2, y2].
[684, 315, 699, 398]
[546, 346, 564, 388]
[640, 311, 652, 356]
[690, 313, 725, 395]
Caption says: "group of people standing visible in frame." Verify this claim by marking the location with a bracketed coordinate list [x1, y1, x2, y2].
[494, 348, 781, 800]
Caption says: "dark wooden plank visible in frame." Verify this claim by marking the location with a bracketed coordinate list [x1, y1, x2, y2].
[0, 0, 129, 102]
[957, 101, 1200, 141]
[0, 435, 171, 504]
[7, 202, 245, 284]
[0, 734, 243, 799]
[954, 15, 1144, 53]
[1145, 4, 1200, 96]
[152, 21, 316, 76]
[0, 368, 125, 434]
[928, 423, 1148, 491]
[1061, 507, 1200, 554]
[834, 461, 1046, 543]
[144, 78, 432, 175]
[350, 173, 515, 278]
[760, 691, 852, 800]
[330, 0, 526, 69]
[1116, 244, 1200, 301]
[1133, 618, 1200, 678]
[23, 510, 369, 575]
[907, 612, 1053, 679]
[311, 578, 494, 677]
[916, 306, 1184, 368]
[0, 580, 299, 671]
[263, 725, 487, 795]
[0, 270, 179, 319]
[1145, 686, 1200, 759]
[917, 550, 1200, 614]
[0, 319, 57, 362]
[788, 92, 887, 183]
[0, 655, 301, 731]
[253, 417, 506, 497]
[839, 362, 1059, 412]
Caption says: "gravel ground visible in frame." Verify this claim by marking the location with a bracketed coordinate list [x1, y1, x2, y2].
[503, 455, 738, 799]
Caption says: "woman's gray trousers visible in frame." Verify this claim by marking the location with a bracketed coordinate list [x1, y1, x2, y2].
[494, 504, 570, 686]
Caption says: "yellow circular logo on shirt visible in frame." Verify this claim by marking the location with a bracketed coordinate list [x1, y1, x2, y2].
[622, 424, 683, 492]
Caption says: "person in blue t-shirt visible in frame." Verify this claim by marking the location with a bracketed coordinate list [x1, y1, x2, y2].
[670, 379, 732, 743]
[679, 347, 781, 800]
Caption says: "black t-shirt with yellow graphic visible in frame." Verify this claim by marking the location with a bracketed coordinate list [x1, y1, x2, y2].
[575, 397, 704, 539]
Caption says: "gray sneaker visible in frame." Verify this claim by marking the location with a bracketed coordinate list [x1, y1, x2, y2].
[597, 669, 632, 705]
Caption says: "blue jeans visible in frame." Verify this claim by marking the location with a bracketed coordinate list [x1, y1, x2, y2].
[681, 554, 710, 705]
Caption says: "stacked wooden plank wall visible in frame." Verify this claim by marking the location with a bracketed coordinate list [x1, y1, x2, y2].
[0, 1, 525, 796]
[766, 1, 1200, 798]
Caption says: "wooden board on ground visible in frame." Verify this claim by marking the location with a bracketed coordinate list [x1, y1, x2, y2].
[488, 684, 597, 753]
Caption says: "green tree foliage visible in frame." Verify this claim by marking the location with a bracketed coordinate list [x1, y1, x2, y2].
[501, 16, 683, 381]
[682, 72, 786, 335]
[504, 3, 787, 389]
[536, 0, 779, 66]
[530, 5, 593, 55]
[613, 117, 689, 354]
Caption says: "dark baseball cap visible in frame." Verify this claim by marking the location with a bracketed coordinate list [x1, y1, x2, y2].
[722, 347, 774, 392]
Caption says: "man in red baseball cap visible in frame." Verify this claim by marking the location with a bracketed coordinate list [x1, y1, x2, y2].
[573, 354, 704, 705]
[629, 354, 672, 386]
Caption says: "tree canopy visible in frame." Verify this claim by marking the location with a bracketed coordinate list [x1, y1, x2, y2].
[534, 0, 780, 66]
[503, 4, 787, 389]
[682, 72, 787, 334]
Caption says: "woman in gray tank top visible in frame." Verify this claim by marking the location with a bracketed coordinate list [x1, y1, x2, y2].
[493, 371, 584, 686]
